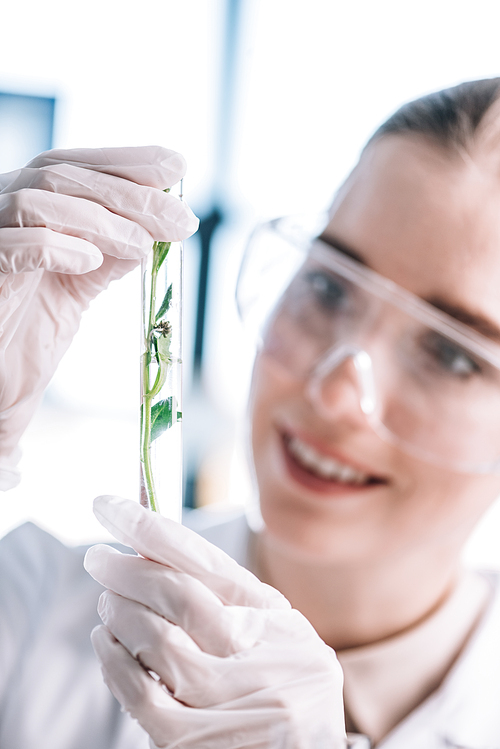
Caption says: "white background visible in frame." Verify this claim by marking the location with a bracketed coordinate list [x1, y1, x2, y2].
[1, 0, 500, 564]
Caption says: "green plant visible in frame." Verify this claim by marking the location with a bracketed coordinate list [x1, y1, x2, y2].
[140, 240, 181, 512]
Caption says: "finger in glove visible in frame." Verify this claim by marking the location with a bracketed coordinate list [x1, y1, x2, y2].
[97, 590, 227, 706]
[85, 545, 268, 656]
[0, 227, 102, 274]
[3, 164, 198, 242]
[92, 495, 289, 610]
[0, 190, 155, 260]
[26, 145, 187, 190]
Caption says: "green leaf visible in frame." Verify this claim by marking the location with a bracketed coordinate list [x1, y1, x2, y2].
[156, 329, 172, 365]
[150, 396, 179, 442]
[152, 241, 171, 275]
[155, 283, 173, 323]
[148, 327, 172, 399]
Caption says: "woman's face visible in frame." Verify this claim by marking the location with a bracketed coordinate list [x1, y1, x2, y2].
[250, 133, 500, 565]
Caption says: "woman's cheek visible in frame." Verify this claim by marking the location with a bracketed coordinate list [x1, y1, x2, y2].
[249, 354, 294, 449]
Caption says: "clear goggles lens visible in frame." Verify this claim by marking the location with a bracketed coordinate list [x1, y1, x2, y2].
[237, 216, 500, 473]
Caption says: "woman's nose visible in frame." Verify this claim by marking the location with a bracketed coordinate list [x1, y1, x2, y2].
[306, 346, 377, 423]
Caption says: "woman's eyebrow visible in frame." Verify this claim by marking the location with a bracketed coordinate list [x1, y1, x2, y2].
[426, 298, 500, 342]
[318, 233, 368, 265]
[318, 233, 500, 343]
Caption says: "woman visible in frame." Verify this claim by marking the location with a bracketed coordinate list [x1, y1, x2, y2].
[86, 77, 500, 749]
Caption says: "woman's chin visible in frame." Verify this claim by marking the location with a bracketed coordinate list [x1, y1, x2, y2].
[258, 495, 374, 566]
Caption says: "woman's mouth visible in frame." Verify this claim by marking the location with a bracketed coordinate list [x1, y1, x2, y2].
[281, 432, 387, 494]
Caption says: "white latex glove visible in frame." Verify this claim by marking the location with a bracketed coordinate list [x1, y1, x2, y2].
[84, 496, 347, 749]
[0, 146, 198, 489]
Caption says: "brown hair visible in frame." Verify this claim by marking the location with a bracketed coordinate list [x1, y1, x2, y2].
[368, 77, 500, 151]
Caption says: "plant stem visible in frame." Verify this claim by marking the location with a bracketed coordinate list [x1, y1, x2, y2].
[141, 393, 158, 512]
[140, 242, 160, 512]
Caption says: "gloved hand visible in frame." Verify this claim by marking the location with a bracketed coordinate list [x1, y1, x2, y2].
[84, 496, 347, 749]
[0, 146, 198, 489]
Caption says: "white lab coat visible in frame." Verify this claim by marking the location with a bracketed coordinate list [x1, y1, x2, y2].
[1, 513, 500, 749]
[0, 522, 149, 749]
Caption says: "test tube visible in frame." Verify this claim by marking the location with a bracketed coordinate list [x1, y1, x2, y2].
[139, 193, 183, 521]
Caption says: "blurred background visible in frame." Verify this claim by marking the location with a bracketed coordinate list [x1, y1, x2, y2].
[1, 0, 500, 566]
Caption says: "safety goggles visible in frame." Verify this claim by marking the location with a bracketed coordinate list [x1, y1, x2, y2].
[237, 216, 500, 473]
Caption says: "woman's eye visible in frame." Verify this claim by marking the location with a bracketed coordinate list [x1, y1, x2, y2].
[304, 271, 348, 310]
[422, 332, 482, 378]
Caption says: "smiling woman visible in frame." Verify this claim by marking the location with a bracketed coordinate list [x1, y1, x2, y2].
[247, 77, 500, 741]
[81, 78, 500, 749]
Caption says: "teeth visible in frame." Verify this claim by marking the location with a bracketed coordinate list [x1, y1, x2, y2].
[287, 436, 369, 484]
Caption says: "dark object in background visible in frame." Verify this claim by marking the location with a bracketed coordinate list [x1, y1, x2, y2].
[0, 91, 55, 173]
